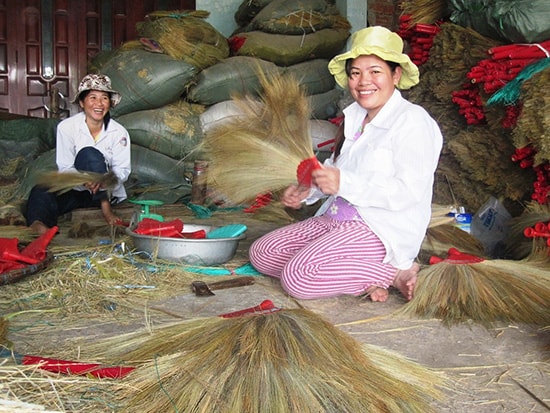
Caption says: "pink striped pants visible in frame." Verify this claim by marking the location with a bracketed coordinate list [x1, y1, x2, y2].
[249, 215, 398, 299]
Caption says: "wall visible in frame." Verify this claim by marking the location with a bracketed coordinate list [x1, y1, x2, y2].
[197, 0, 241, 37]
[366, 0, 402, 30]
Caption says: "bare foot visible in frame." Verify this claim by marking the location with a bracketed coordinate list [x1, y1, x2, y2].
[392, 262, 420, 301]
[29, 220, 50, 235]
[363, 285, 389, 302]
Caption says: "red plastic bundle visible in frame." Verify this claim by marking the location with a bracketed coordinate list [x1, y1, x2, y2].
[501, 103, 522, 129]
[451, 82, 486, 125]
[523, 221, 550, 247]
[398, 15, 442, 66]
[532, 163, 550, 205]
[453, 40, 549, 125]
[510, 145, 550, 205]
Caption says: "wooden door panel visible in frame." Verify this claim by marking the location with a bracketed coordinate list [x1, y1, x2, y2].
[0, 0, 196, 117]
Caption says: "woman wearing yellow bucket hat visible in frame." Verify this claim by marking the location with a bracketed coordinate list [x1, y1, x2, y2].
[249, 26, 443, 302]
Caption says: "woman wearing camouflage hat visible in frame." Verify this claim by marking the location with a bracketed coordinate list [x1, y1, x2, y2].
[249, 26, 443, 303]
[26, 74, 131, 234]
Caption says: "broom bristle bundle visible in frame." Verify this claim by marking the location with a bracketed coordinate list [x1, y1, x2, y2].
[92, 309, 445, 413]
[397, 254, 550, 327]
[203, 70, 315, 204]
[35, 170, 118, 194]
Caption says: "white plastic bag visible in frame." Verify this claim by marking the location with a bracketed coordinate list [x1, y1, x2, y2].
[470, 197, 511, 257]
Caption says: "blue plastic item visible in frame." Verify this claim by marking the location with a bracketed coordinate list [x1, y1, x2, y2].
[206, 224, 247, 239]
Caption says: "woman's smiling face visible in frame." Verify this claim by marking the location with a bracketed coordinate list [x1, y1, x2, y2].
[79, 90, 111, 122]
[348, 55, 402, 119]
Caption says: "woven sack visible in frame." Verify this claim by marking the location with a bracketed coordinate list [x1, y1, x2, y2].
[229, 28, 350, 66]
[117, 101, 205, 160]
[185, 56, 281, 105]
[100, 49, 198, 117]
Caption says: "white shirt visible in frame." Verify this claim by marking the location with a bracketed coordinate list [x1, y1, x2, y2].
[56, 112, 131, 201]
[310, 89, 443, 269]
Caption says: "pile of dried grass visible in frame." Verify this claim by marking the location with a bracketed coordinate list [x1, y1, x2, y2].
[89, 308, 447, 413]
[400, 0, 448, 25]
[0, 361, 125, 412]
[137, 10, 229, 69]
[513, 67, 550, 164]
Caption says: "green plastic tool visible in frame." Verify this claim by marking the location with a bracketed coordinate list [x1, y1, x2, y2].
[128, 199, 164, 222]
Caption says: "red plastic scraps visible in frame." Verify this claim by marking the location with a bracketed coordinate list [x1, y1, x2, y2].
[0, 226, 58, 274]
[133, 218, 206, 239]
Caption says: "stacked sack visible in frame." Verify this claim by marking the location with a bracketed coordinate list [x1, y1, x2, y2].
[189, 0, 351, 162]
[90, 10, 227, 166]
[87, 4, 351, 178]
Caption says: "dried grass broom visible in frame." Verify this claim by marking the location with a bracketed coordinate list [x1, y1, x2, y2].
[201, 70, 320, 205]
[90, 308, 446, 413]
[34, 170, 118, 195]
[420, 224, 485, 264]
[503, 201, 550, 260]
[396, 247, 550, 327]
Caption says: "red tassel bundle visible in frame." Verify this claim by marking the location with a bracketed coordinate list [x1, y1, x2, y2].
[523, 221, 550, 247]
[511, 145, 550, 204]
[453, 41, 549, 125]
[398, 15, 442, 66]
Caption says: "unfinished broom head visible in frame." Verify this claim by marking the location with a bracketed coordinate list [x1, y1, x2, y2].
[202, 69, 318, 204]
[396, 247, 550, 327]
[35, 170, 119, 194]
[91, 308, 446, 413]
[420, 224, 485, 264]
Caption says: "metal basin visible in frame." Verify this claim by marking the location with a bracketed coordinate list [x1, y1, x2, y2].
[125, 224, 246, 265]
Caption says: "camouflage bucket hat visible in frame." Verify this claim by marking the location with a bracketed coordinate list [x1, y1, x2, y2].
[72, 74, 122, 107]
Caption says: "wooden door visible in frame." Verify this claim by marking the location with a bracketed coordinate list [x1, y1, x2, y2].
[0, 0, 195, 118]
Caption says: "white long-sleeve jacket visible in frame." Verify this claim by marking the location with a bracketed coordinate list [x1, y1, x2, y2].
[310, 89, 443, 269]
[56, 112, 131, 201]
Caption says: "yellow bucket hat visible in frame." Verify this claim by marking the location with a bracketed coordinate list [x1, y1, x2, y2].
[328, 26, 419, 90]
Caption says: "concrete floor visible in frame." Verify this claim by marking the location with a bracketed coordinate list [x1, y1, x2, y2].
[2, 203, 549, 412]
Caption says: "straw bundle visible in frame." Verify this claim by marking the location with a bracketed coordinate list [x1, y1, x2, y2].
[137, 10, 229, 69]
[396, 248, 550, 327]
[513, 67, 550, 165]
[400, 0, 448, 25]
[502, 201, 550, 260]
[92, 308, 445, 413]
[420, 224, 485, 264]
[0, 316, 7, 346]
[34, 170, 118, 194]
[202, 70, 316, 204]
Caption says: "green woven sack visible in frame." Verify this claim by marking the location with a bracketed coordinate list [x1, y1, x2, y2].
[185, 56, 281, 105]
[283, 59, 335, 96]
[100, 48, 198, 117]
[249, 0, 343, 35]
[117, 101, 205, 160]
[230, 28, 350, 66]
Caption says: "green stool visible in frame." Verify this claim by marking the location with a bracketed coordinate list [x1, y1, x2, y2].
[129, 199, 164, 222]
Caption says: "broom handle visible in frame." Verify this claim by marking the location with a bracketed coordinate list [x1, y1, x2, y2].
[219, 300, 279, 318]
